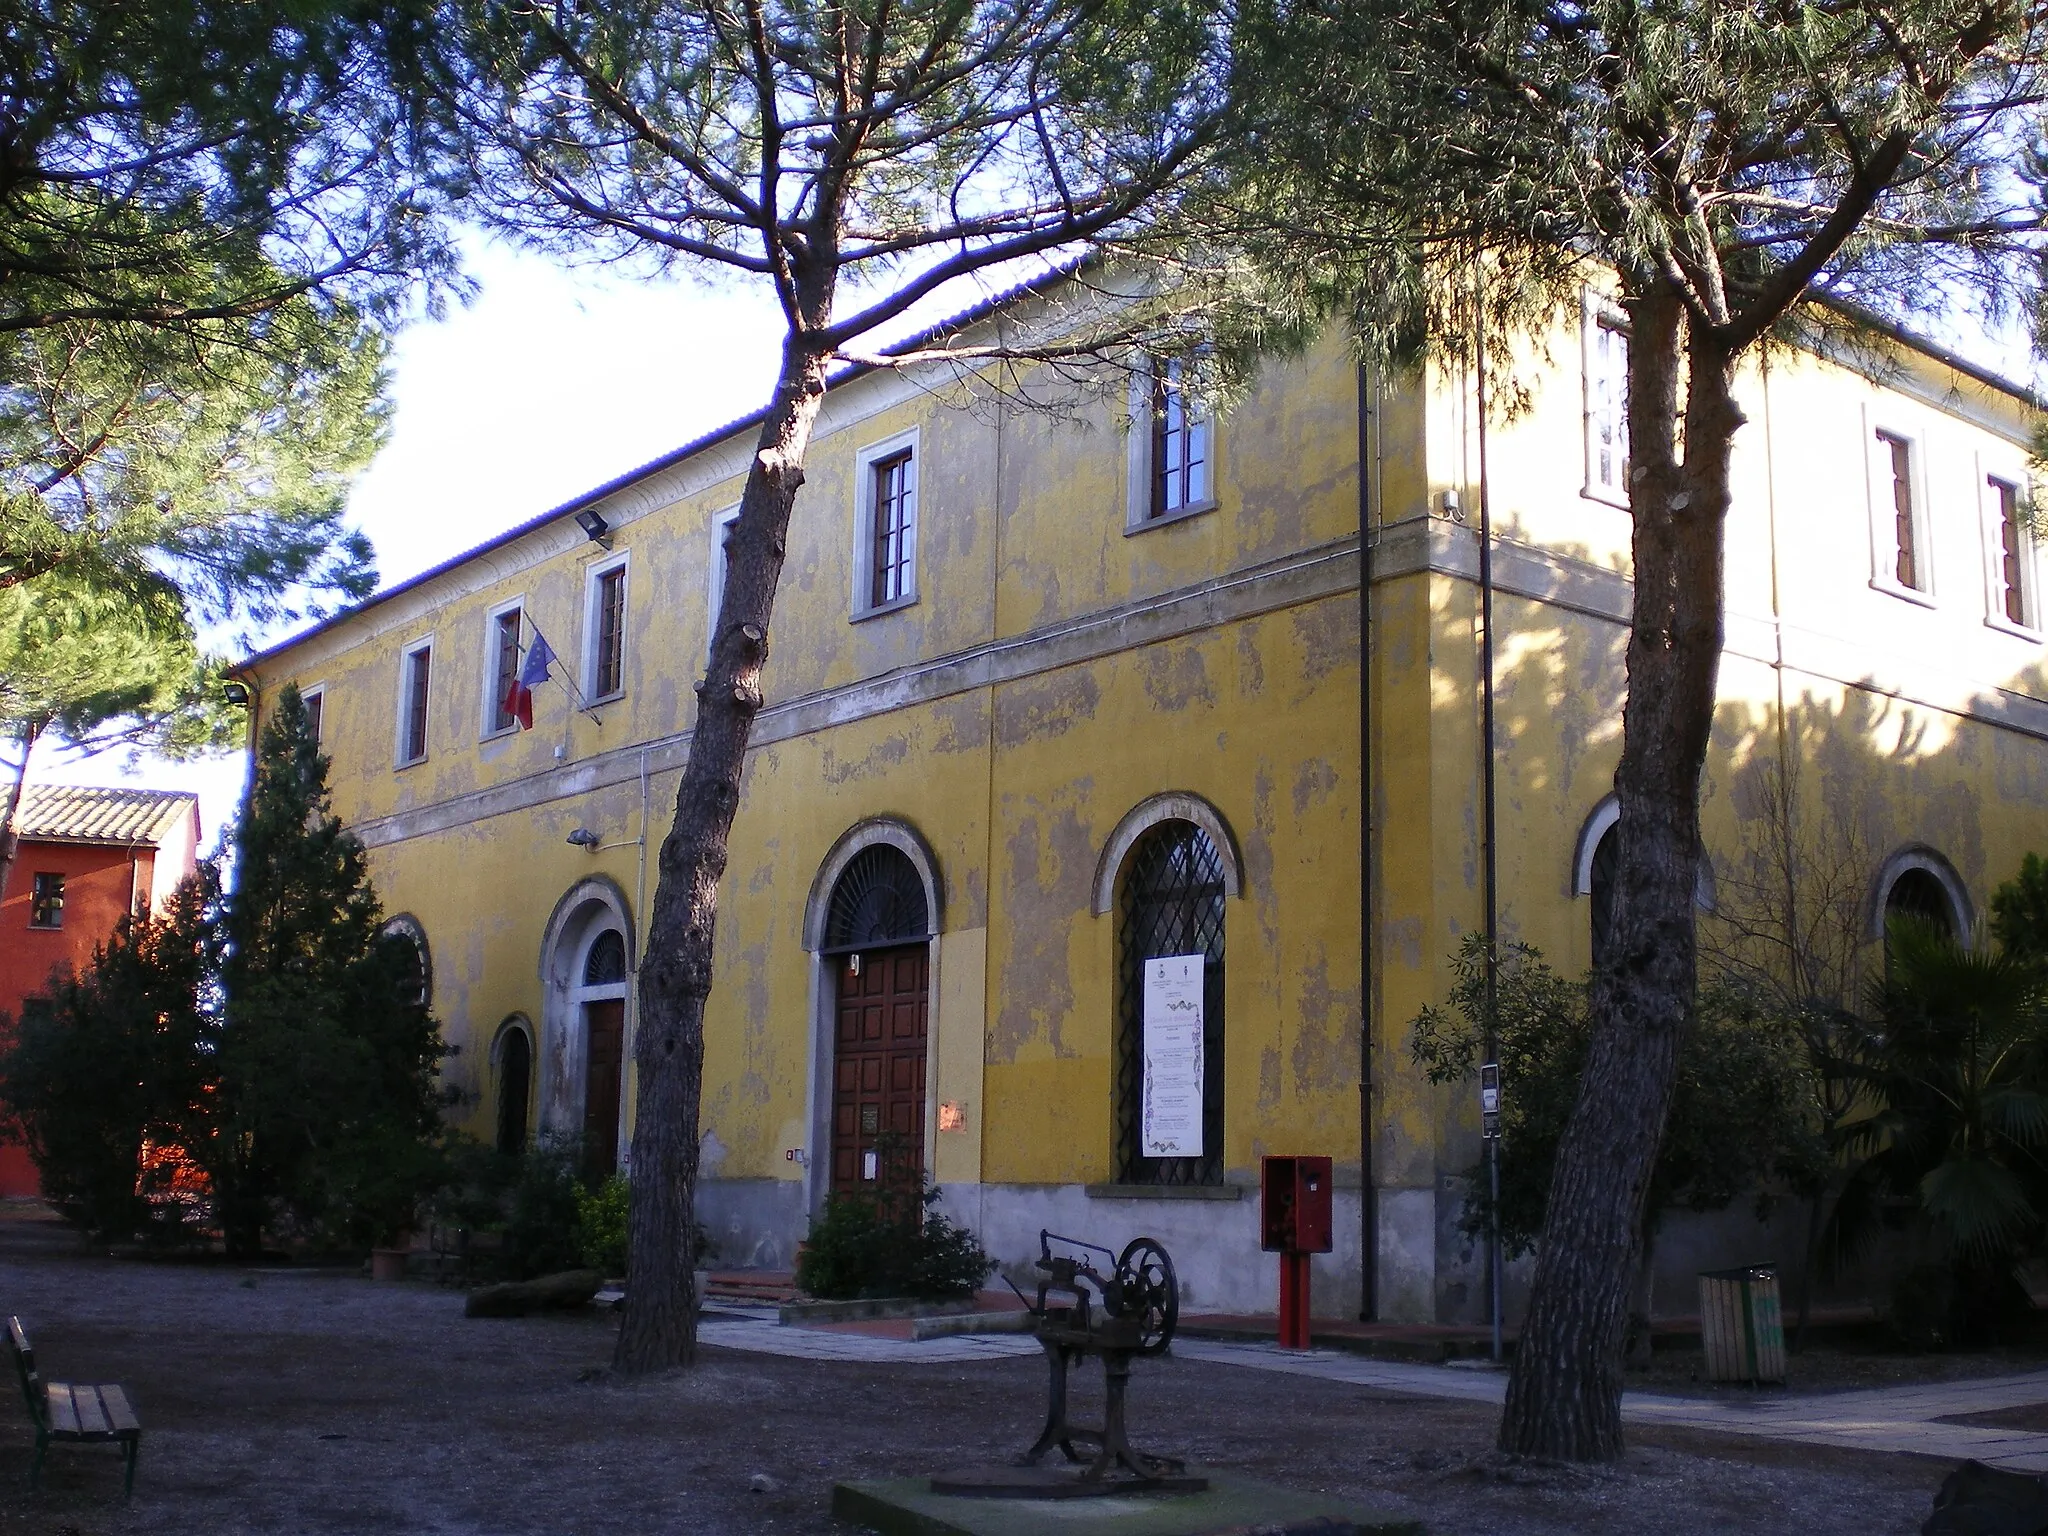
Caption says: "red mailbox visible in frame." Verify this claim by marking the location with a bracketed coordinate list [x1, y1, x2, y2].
[1261, 1155, 1333, 1350]
[1260, 1155, 1334, 1254]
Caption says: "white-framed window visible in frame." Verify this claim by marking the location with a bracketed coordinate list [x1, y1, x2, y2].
[707, 504, 740, 659]
[395, 636, 434, 768]
[852, 428, 919, 618]
[583, 551, 630, 701]
[483, 599, 525, 736]
[1982, 466, 2039, 636]
[1866, 419, 1935, 604]
[1582, 292, 1630, 506]
[1126, 355, 1214, 530]
[299, 683, 327, 744]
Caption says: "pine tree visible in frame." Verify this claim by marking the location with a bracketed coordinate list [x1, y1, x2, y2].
[205, 684, 451, 1255]
[436, 0, 1244, 1371]
[1215, 0, 2046, 1458]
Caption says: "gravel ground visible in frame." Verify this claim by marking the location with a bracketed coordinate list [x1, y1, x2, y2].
[0, 1211, 1947, 1535]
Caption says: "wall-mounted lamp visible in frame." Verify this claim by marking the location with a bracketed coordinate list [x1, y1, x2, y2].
[566, 827, 602, 849]
[222, 682, 251, 706]
[574, 509, 613, 549]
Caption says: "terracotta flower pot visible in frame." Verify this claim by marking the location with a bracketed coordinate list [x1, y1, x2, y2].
[370, 1247, 410, 1282]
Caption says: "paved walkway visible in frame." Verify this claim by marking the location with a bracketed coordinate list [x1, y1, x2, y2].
[699, 1306, 2048, 1471]
[1173, 1340, 2048, 1472]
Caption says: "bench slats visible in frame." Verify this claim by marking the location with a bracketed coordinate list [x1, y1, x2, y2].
[72, 1386, 111, 1437]
[100, 1385, 140, 1436]
[45, 1384, 81, 1436]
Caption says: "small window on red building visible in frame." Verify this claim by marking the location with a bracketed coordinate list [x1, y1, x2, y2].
[28, 872, 63, 928]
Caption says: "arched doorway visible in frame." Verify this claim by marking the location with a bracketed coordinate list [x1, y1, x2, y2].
[576, 929, 629, 1180]
[494, 1017, 534, 1154]
[537, 877, 635, 1176]
[823, 845, 931, 1190]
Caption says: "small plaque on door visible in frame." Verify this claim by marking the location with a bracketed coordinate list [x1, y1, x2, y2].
[862, 1149, 878, 1181]
[860, 1104, 880, 1134]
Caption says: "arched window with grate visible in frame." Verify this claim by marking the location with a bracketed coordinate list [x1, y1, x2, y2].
[1883, 866, 1959, 972]
[583, 928, 628, 986]
[824, 845, 930, 951]
[1114, 820, 1226, 1186]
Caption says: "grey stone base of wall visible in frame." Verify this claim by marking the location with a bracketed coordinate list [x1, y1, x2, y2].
[692, 1173, 1891, 1329]
[695, 1178, 807, 1271]
[688, 1176, 1369, 1318]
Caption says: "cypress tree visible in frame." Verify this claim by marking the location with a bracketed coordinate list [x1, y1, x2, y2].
[206, 683, 450, 1256]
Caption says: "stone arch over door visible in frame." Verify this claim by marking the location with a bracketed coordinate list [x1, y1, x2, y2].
[537, 875, 635, 1170]
[800, 817, 943, 1214]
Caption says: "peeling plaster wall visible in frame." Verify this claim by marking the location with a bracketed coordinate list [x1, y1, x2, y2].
[244, 286, 2045, 1324]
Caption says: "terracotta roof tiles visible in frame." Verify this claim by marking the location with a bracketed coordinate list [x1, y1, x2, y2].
[13, 784, 198, 847]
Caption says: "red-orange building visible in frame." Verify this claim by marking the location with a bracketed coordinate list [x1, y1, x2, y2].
[0, 785, 201, 1198]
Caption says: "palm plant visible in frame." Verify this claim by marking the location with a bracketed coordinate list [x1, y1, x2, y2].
[1826, 921, 2048, 1340]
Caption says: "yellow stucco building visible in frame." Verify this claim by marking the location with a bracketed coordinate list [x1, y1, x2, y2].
[236, 286, 2046, 1324]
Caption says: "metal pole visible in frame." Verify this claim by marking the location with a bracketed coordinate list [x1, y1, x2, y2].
[1473, 273, 1504, 1364]
[1356, 359, 1377, 1323]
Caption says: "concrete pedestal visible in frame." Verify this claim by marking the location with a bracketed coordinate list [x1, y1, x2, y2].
[832, 1473, 1423, 1536]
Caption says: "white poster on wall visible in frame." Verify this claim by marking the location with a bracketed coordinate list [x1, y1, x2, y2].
[1142, 953, 1205, 1158]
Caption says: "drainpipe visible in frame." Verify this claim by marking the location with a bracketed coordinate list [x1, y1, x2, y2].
[1356, 357, 1378, 1322]
[1474, 290, 1504, 1363]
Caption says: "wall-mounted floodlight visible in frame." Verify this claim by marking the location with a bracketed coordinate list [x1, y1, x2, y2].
[566, 828, 602, 849]
[574, 509, 613, 549]
[223, 682, 251, 706]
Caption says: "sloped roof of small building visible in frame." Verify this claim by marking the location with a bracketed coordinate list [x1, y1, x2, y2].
[14, 785, 199, 847]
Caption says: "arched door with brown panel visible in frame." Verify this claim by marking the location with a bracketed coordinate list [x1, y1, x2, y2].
[822, 846, 931, 1191]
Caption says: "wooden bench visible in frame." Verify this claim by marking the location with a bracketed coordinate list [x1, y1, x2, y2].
[6, 1316, 139, 1496]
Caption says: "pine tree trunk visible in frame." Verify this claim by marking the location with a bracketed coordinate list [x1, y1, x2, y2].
[1499, 289, 1742, 1458]
[614, 327, 832, 1374]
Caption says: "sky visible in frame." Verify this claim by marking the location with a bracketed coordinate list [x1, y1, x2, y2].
[34, 236, 792, 851]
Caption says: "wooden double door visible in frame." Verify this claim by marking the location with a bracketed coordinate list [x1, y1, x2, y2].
[831, 944, 928, 1189]
[583, 998, 625, 1181]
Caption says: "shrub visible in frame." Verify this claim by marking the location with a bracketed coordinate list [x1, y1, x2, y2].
[1410, 936, 1826, 1258]
[1827, 920, 2048, 1343]
[577, 1174, 630, 1277]
[795, 1162, 992, 1300]
[498, 1140, 588, 1279]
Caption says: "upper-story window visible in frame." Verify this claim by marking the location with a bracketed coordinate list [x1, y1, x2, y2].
[1583, 296, 1630, 505]
[707, 505, 740, 658]
[1879, 431, 1923, 590]
[486, 604, 525, 735]
[1987, 474, 2037, 632]
[585, 556, 628, 700]
[870, 452, 914, 607]
[1127, 356, 1212, 530]
[852, 429, 919, 618]
[301, 685, 325, 744]
[28, 872, 63, 929]
[1869, 426, 1933, 602]
[1149, 358, 1209, 519]
[397, 639, 432, 767]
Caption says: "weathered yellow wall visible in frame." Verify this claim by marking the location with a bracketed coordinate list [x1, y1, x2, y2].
[243, 282, 2045, 1320]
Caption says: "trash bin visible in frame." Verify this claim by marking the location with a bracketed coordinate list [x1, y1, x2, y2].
[1698, 1265, 1786, 1384]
